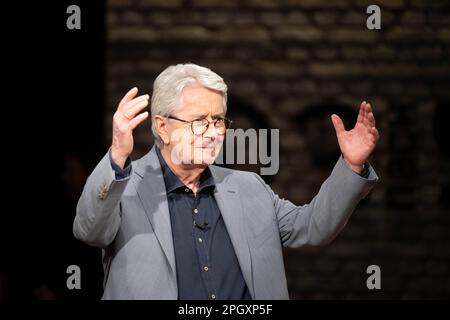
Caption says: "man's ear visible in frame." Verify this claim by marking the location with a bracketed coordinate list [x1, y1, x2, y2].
[154, 115, 170, 145]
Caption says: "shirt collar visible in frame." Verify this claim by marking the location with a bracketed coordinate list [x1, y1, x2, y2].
[155, 146, 215, 194]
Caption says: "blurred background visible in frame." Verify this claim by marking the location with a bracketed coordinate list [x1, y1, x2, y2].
[1, 0, 449, 299]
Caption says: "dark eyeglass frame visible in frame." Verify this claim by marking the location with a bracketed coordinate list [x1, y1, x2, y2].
[167, 115, 232, 135]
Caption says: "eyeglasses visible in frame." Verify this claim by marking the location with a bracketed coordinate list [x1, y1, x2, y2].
[167, 116, 232, 135]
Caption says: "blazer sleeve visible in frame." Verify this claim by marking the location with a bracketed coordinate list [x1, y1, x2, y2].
[73, 148, 132, 248]
[254, 155, 379, 248]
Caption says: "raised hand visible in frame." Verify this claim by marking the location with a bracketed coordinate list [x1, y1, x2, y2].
[111, 87, 149, 168]
[331, 101, 379, 173]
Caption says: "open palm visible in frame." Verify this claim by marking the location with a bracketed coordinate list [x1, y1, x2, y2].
[331, 101, 379, 168]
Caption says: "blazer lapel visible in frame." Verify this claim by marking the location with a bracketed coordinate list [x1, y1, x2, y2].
[134, 146, 177, 276]
[211, 167, 255, 298]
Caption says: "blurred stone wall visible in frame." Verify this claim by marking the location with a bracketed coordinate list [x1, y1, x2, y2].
[105, 0, 450, 299]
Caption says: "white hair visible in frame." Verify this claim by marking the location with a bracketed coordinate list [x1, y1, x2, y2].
[150, 63, 228, 147]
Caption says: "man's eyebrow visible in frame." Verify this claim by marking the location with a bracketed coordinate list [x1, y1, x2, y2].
[192, 113, 208, 119]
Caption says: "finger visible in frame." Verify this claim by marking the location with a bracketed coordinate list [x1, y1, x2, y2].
[129, 111, 149, 129]
[363, 103, 374, 127]
[124, 99, 149, 120]
[124, 94, 150, 112]
[357, 101, 365, 124]
[118, 87, 138, 111]
[331, 114, 345, 135]
[371, 127, 380, 140]
[362, 102, 368, 124]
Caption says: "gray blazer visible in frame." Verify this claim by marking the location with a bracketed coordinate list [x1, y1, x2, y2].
[73, 145, 378, 299]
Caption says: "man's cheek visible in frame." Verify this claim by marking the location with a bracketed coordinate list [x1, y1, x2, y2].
[215, 137, 224, 150]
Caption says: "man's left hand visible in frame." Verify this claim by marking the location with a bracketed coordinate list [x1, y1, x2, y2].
[331, 101, 380, 173]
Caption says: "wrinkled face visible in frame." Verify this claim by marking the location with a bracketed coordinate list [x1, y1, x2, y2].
[164, 84, 226, 166]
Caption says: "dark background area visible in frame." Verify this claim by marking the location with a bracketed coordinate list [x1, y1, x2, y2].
[1, 0, 449, 299]
[1, 1, 105, 299]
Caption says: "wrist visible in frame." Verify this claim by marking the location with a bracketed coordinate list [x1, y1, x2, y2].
[343, 156, 364, 174]
[111, 147, 128, 169]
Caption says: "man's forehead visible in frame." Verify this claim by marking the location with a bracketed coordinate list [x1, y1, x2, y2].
[178, 84, 224, 116]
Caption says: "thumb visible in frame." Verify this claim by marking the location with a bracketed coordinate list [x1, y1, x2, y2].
[331, 114, 345, 135]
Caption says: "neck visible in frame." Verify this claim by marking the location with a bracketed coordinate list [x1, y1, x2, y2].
[160, 146, 207, 193]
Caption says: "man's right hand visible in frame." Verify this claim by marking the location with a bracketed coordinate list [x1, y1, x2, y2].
[111, 87, 149, 169]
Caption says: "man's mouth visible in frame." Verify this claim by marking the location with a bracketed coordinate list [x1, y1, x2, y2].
[195, 143, 215, 149]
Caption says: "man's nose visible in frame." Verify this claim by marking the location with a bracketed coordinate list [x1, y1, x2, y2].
[203, 120, 218, 139]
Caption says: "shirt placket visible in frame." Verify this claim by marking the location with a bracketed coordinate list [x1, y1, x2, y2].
[191, 192, 217, 300]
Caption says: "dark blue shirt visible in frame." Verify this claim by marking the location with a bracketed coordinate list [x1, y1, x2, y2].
[110, 148, 251, 300]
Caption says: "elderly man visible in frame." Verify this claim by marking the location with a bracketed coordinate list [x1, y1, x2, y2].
[74, 63, 379, 300]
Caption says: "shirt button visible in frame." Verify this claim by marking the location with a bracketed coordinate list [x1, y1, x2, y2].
[203, 266, 209, 272]
[185, 188, 189, 193]
[211, 294, 216, 300]
[198, 237, 203, 243]
[193, 208, 198, 213]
